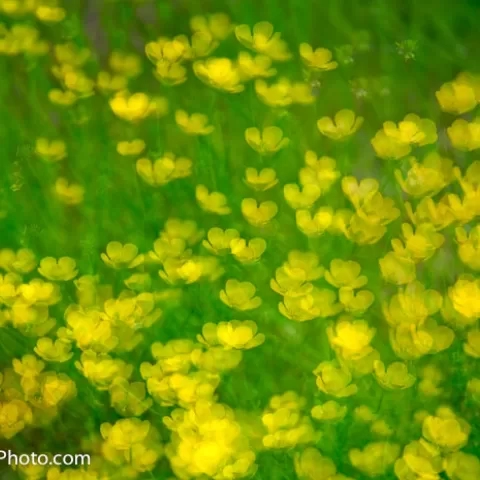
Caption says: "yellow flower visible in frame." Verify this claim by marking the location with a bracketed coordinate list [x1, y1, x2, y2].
[455, 225, 480, 270]
[109, 92, 153, 123]
[279, 287, 342, 321]
[54, 177, 84, 205]
[241, 198, 278, 226]
[244, 167, 278, 191]
[435, 80, 477, 114]
[175, 31, 219, 59]
[379, 251, 416, 285]
[255, 77, 292, 107]
[154, 60, 188, 86]
[235, 21, 291, 61]
[55, 42, 90, 66]
[405, 197, 455, 230]
[48, 88, 77, 106]
[0, 399, 33, 439]
[34, 338, 73, 362]
[341, 176, 379, 207]
[339, 288, 374, 315]
[284, 184, 321, 209]
[220, 279, 262, 311]
[35, 138, 66, 162]
[0, 273, 20, 306]
[190, 13, 233, 41]
[299, 152, 340, 192]
[464, 330, 480, 358]
[354, 405, 377, 423]
[373, 361, 416, 390]
[294, 448, 337, 480]
[382, 281, 443, 328]
[100, 417, 151, 451]
[38, 257, 78, 281]
[325, 259, 368, 289]
[245, 126, 289, 155]
[202, 227, 240, 255]
[394, 440, 443, 480]
[311, 401, 348, 423]
[196, 185, 231, 215]
[328, 317, 376, 361]
[422, 408, 470, 453]
[159, 256, 223, 285]
[145, 37, 187, 63]
[0, 248, 36, 274]
[193, 57, 244, 93]
[109, 378, 153, 417]
[12, 354, 45, 379]
[124, 273, 152, 292]
[296, 207, 334, 237]
[230, 237, 267, 264]
[392, 223, 445, 263]
[175, 110, 214, 135]
[283, 250, 324, 281]
[371, 129, 411, 160]
[349, 442, 400, 477]
[109, 50, 142, 78]
[390, 320, 454, 360]
[137, 153, 192, 187]
[215, 320, 265, 349]
[467, 378, 480, 403]
[116, 139, 145, 156]
[394, 153, 454, 197]
[237, 51, 277, 80]
[40, 372, 77, 407]
[444, 452, 480, 480]
[383, 114, 437, 145]
[299, 43, 338, 71]
[448, 276, 480, 320]
[101, 242, 144, 269]
[317, 109, 364, 140]
[447, 118, 480, 151]
[270, 266, 313, 298]
[75, 351, 132, 390]
[17, 278, 61, 305]
[314, 361, 358, 397]
[97, 71, 128, 93]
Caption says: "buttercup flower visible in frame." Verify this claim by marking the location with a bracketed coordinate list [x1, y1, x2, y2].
[245, 126, 289, 155]
[101, 242, 144, 269]
[109, 92, 153, 122]
[244, 168, 278, 191]
[373, 360, 416, 390]
[193, 57, 244, 92]
[317, 109, 364, 140]
[237, 51, 277, 79]
[35, 138, 66, 162]
[196, 185, 231, 215]
[116, 139, 146, 156]
[216, 320, 265, 349]
[54, 178, 84, 205]
[38, 257, 78, 281]
[436, 80, 477, 114]
[241, 198, 278, 226]
[220, 279, 262, 311]
[422, 408, 470, 453]
[175, 110, 214, 135]
[235, 21, 291, 61]
[314, 361, 358, 398]
[137, 153, 193, 187]
[327, 317, 376, 360]
[447, 118, 480, 151]
[299, 44, 338, 71]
